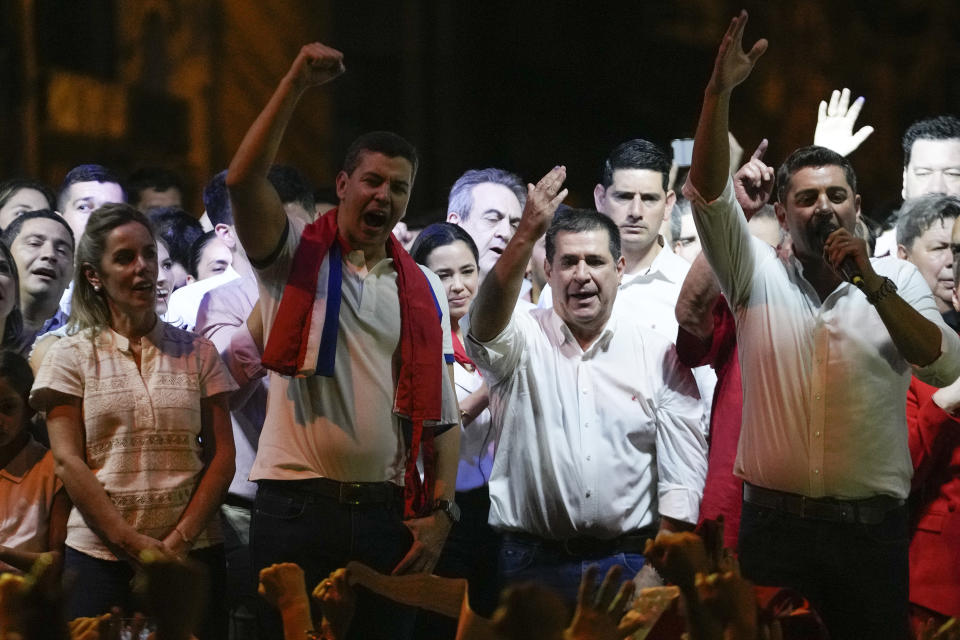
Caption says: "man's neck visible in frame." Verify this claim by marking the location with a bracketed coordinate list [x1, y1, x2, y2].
[20, 292, 60, 332]
[796, 253, 843, 302]
[624, 239, 663, 275]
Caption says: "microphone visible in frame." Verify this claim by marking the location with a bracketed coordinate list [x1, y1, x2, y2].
[816, 221, 864, 286]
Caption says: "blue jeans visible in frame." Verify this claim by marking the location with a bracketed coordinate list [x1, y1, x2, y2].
[498, 534, 646, 609]
[249, 480, 416, 640]
[64, 544, 227, 640]
[220, 503, 257, 640]
[738, 499, 909, 640]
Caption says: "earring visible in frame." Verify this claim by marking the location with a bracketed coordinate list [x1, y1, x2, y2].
[93, 285, 101, 292]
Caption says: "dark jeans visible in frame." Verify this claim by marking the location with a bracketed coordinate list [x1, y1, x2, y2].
[64, 544, 228, 640]
[413, 487, 501, 639]
[738, 499, 909, 640]
[497, 534, 646, 609]
[221, 503, 257, 640]
[249, 480, 416, 640]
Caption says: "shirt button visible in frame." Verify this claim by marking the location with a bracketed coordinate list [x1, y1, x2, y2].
[586, 455, 591, 461]
[815, 431, 821, 438]
[815, 393, 821, 400]
[584, 423, 589, 429]
[585, 491, 592, 498]
[581, 388, 588, 394]
[814, 469, 820, 474]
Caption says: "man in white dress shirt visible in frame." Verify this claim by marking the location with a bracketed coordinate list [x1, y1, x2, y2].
[685, 12, 960, 639]
[465, 166, 706, 604]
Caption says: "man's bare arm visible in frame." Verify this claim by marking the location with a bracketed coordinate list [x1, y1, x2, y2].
[226, 43, 345, 262]
[470, 166, 568, 343]
[688, 12, 767, 203]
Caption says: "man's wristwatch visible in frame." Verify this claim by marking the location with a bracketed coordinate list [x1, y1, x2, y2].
[433, 499, 461, 524]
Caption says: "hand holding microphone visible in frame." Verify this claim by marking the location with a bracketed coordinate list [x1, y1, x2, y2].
[816, 220, 865, 287]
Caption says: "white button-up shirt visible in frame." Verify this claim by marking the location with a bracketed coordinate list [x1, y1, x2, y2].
[465, 306, 706, 540]
[687, 177, 960, 500]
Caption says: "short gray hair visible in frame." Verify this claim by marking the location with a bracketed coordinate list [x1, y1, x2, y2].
[447, 168, 526, 220]
[897, 193, 960, 249]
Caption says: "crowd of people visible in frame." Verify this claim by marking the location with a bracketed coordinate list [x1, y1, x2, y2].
[2, 9, 960, 640]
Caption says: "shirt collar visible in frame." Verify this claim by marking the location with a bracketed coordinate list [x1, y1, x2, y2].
[99, 315, 164, 352]
[547, 307, 617, 356]
[621, 244, 688, 288]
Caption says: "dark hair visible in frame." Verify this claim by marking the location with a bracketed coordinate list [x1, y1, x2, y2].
[545, 208, 622, 264]
[897, 193, 960, 249]
[0, 179, 57, 214]
[71, 204, 155, 333]
[903, 116, 960, 167]
[342, 131, 419, 178]
[0, 350, 33, 414]
[202, 170, 232, 226]
[58, 164, 123, 211]
[409, 222, 480, 266]
[775, 146, 858, 203]
[599, 139, 671, 190]
[147, 206, 204, 270]
[125, 167, 184, 207]
[0, 243, 22, 348]
[268, 165, 316, 213]
[1, 209, 75, 250]
[188, 230, 218, 279]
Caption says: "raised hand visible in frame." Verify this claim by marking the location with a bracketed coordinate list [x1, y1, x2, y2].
[707, 11, 767, 96]
[259, 562, 310, 611]
[286, 42, 346, 93]
[814, 88, 874, 157]
[644, 531, 711, 593]
[564, 565, 644, 640]
[313, 568, 356, 640]
[733, 139, 775, 217]
[517, 166, 569, 242]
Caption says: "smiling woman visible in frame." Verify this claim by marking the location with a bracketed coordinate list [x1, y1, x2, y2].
[30, 203, 238, 638]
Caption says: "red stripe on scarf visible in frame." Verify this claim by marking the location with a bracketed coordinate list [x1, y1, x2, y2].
[261, 208, 444, 518]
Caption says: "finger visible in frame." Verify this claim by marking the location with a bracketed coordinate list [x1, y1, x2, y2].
[750, 138, 768, 162]
[817, 100, 827, 123]
[828, 89, 840, 116]
[747, 38, 768, 64]
[594, 565, 624, 610]
[732, 10, 748, 48]
[550, 188, 569, 209]
[577, 564, 600, 608]
[846, 95, 865, 121]
[850, 125, 875, 148]
[838, 87, 850, 115]
[538, 166, 567, 192]
[608, 580, 635, 619]
[392, 543, 422, 575]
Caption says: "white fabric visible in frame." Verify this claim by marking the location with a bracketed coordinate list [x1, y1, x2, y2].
[453, 360, 494, 491]
[686, 176, 960, 500]
[250, 217, 459, 485]
[164, 266, 241, 332]
[31, 320, 238, 560]
[464, 306, 706, 539]
[0, 436, 62, 573]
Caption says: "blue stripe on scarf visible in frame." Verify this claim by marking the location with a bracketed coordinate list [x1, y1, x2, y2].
[425, 273, 455, 364]
[316, 243, 342, 376]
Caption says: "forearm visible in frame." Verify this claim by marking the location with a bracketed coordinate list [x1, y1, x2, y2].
[0, 546, 59, 574]
[469, 233, 536, 343]
[433, 390, 460, 503]
[871, 283, 943, 367]
[458, 387, 489, 426]
[676, 253, 721, 341]
[56, 456, 142, 552]
[278, 597, 314, 640]
[688, 90, 733, 202]
[226, 73, 303, 260]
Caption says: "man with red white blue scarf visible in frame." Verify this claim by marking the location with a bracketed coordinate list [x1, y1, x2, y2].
[226, 42, 460, 640]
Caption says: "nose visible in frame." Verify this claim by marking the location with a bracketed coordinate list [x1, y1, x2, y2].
[449, 273, 464, 292]
[629, 195, 643, 218]
[494, 215, 513, 240]
[932, 171, 948, 194]
[574, 259, 590, 280]
[39, 241, 58, 262]
[373, 182, 390, 203]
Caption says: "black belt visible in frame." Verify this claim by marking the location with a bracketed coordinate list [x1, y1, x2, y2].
[258, 478, 402, 505]
[504, 525, 658, 558]
[743, 483, 904, 525]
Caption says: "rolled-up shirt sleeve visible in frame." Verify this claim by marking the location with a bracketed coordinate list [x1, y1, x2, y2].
[462, 311, 527, 386]
[655, 345, 708, 524]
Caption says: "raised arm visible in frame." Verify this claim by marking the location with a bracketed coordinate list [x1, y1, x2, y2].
[813, 88, 874, 157]
[226, 43, 345, 262]
[469, 166, 567, 342]
[688, 11, 767, 202]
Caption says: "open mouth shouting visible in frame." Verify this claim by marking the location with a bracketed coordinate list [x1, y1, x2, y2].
[31, 266, 58, 282]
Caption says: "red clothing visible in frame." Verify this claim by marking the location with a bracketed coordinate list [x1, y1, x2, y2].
[907, 377, 960, 618]
[676, 297, 742, 549]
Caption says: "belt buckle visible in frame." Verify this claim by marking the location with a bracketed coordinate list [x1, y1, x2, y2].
[339, 482, 364, 505]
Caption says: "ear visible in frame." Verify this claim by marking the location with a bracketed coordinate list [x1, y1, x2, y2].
[775, 202, 788, 231]
[186, 274, 196, 285]
[447, 212, 461, 225]
[335, 170, 349, 201]
[902, 168, 908, 201]
[854, 193, 862, 218]
[544, 257, 553, 282]
[616, 255, 626, 282]
[214, 223, 236, 250]
[593, 184, 606, 211]
[953, 286, 960, 313]
[896, 244, 909, 260]
[664, 189, 677, 219]
[83, 265, 101, 291]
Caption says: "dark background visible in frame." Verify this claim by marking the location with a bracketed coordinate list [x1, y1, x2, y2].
[1, 0, 957, 227]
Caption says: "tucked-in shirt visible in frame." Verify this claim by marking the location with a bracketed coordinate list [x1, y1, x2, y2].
[0, 435, 62, 572]
[464, 306, 706, 539]
[250, 217, 460, 485]
[686, 177, 960, 500]
[31, 320, 238, 561]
